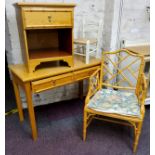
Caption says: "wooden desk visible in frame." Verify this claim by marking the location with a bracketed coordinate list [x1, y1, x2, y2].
[9, 55, 101, 140]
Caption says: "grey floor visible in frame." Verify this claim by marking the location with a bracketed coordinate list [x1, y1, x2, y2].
[5, 96, 150, 155]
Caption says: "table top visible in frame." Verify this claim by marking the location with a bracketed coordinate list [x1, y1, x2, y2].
[9, 55, 101, 82]
[126, 45, 150, 56]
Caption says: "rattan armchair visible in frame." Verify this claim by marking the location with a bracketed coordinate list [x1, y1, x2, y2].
[83, 49, 147, 152]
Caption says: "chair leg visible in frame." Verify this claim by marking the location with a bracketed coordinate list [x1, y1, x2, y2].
[133, 122, 143, 153]
[86, 40, 90, 64]
[83, 110, 87, 141]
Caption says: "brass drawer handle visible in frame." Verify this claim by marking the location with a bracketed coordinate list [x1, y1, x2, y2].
[51, 80, 56, 86]
[48, 16, 52, 22]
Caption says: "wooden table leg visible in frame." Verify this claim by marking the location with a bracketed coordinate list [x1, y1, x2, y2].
[12, 76, 24, 122]
[24, 82, 38, 140]
[79, 80, 83, 99]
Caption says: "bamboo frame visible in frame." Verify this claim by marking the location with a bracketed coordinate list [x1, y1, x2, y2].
[83, 49, 147, 153]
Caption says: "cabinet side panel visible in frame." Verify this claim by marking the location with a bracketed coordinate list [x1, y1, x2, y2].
[58, 29, 72, 54]
[15, 6, 29, 71]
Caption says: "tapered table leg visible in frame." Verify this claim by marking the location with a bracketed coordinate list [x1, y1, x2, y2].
[24, 82, 38, 140]
[12, 75, 24, 122]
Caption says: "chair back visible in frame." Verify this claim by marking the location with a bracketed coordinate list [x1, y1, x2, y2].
[102, 49, 145, 90]
[82, 18, 103, 39]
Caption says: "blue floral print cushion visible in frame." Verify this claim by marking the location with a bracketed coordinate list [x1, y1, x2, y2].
[87, 89, 141, 117]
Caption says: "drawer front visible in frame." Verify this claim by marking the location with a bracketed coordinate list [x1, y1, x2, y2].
[31, 66, 100, 93]
[73, 66, 100, 81]
[23, 11, 72, 28]
[32, 72, 74, 93]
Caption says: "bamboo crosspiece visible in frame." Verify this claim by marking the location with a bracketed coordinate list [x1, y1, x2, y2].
[83, 49, 147, 153]
[103, 50, 142, 90]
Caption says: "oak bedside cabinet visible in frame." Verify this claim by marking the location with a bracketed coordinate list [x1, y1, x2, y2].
[16, 3, 76, 73]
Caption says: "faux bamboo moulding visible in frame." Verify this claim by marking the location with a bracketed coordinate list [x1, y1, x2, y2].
[16, 3, 76, 73]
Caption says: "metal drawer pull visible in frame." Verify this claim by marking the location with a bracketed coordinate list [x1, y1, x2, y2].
[51, 80, 56, 86]
[48, 16, 52, 22]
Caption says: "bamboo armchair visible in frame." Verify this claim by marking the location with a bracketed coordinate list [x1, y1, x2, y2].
[83, 49, 147, 153]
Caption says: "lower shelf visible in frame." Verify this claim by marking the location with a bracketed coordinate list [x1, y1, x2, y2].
[26, 49, 74, 72]
[29, 48, 71, 59]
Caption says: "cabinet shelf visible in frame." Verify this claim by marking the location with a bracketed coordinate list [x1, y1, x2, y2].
[29, 48, 71, 59]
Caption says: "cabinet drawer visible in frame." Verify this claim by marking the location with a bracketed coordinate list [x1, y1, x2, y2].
[73, 66, 100, 81]
[31, 72, 74, 93]
[31, 66, 100, 93]
[23, 11, 72, 28]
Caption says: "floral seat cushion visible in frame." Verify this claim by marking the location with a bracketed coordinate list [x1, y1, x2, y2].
[87, 89, 141, 117]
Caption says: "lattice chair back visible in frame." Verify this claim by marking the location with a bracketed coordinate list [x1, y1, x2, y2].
[102, 49, 145, 91]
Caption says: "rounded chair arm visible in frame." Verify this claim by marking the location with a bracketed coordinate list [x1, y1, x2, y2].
[84, 68, 101, 106]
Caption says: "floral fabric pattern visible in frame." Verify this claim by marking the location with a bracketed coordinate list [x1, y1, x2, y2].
[87, 89, 141, 117]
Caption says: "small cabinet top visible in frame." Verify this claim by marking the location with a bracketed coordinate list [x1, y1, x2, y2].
[17, 2, 76, 29]
[16, 2, 76, 8]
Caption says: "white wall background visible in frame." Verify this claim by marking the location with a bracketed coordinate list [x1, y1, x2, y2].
[120, 0, 150, 43]
[5, 0, 150, 107]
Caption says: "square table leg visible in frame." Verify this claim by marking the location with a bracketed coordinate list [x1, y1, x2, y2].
[24, 82, 38, 140]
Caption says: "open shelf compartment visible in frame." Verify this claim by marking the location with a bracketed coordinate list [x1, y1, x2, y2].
[26, 28, 73, 60]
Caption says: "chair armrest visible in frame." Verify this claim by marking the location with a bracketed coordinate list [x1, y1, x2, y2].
[85, 68, 101, 105]
[136, 73, 147, 115]
[136, 73, 147, 103]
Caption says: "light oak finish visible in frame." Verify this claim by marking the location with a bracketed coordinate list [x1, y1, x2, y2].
[9, 55, 101, 140]
[24, 11, 72, 28]
[125, 45, 150, 56]
[83, 49, 147, 153]
[12, 74, 24, 122]
[31, 66, 99, 93]
[24, 82, 38, 140]
[17, 2, 76, 7]
[16, 3, 76, 73]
